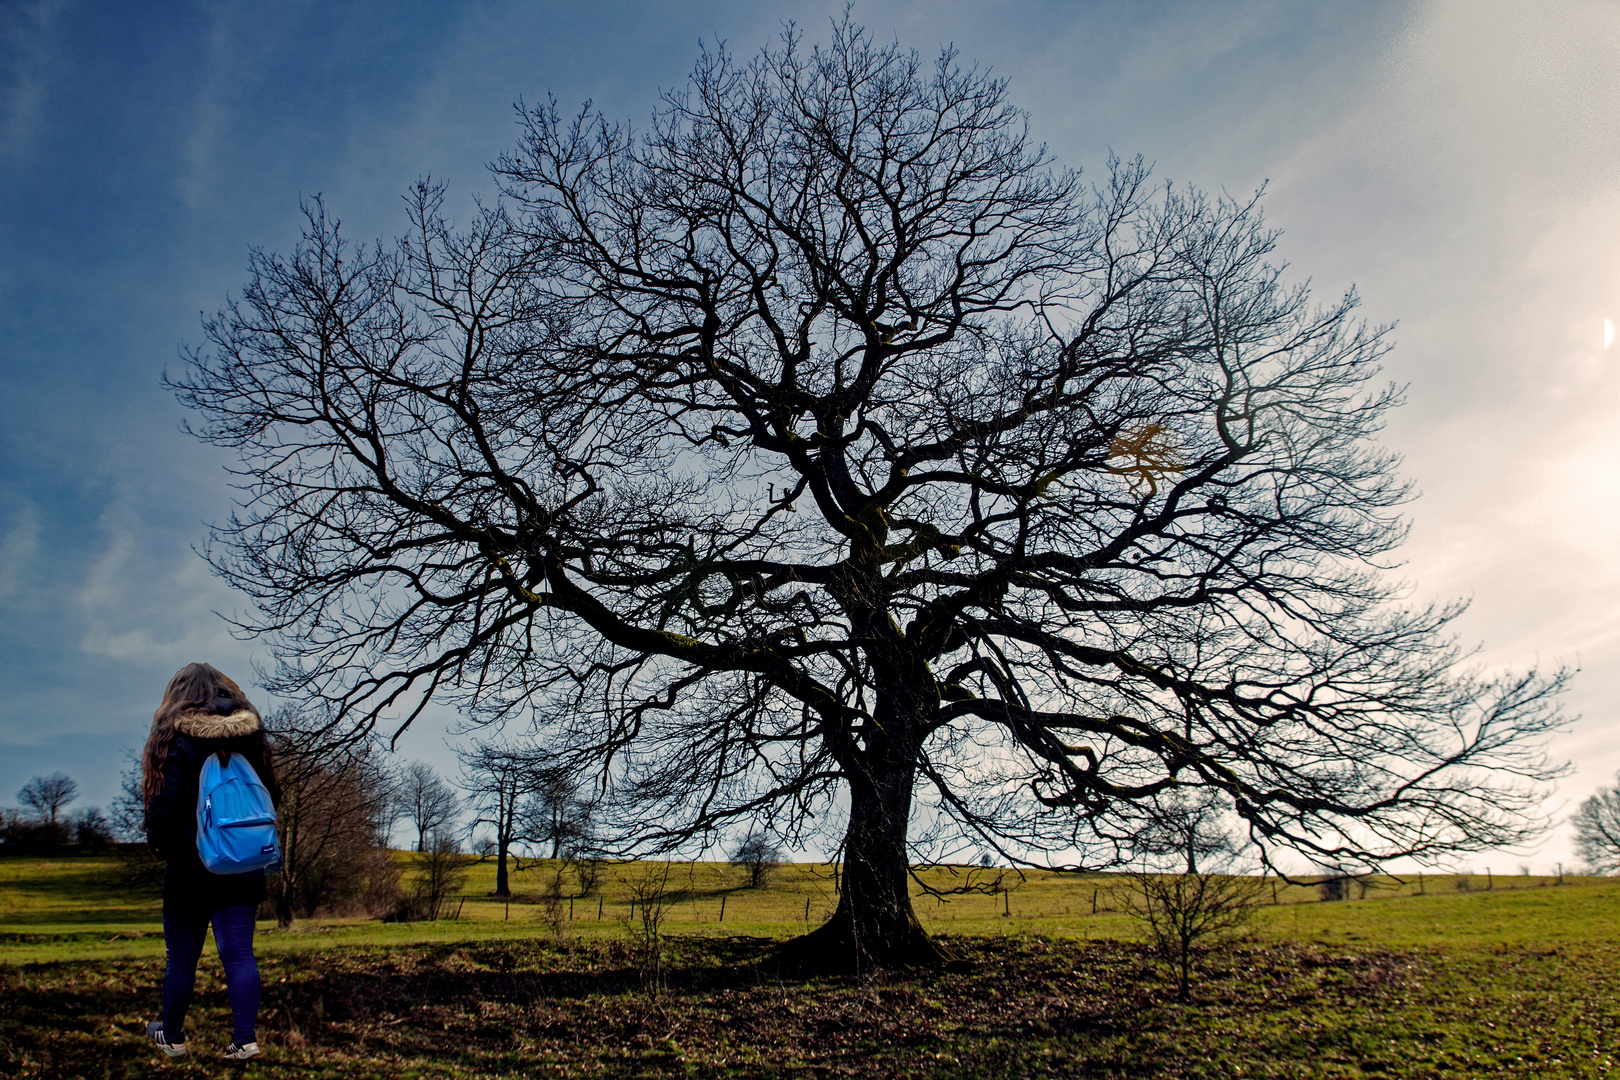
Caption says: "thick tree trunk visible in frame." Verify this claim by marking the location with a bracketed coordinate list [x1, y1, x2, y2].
[775, 718, 946, 973]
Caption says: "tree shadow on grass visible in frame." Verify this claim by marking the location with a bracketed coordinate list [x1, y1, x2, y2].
[1, 935, 1461, 1079]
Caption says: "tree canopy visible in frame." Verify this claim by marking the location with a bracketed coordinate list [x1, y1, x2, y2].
[174, 18, 1566, 968]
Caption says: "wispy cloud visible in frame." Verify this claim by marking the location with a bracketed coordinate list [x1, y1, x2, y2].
[0, 500, 40, 603]
[0, 0, 67, 159]
[74, 492, 248, 667]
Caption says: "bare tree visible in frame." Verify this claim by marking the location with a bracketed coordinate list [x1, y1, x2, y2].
[1127, 793, 1261, 999]
[109, 755, 147, 843]
[397, 761, 460, 852]
[1128, 859, 1262, 1002]
[526, 770, 594, 860]
[624, 861, 675, 994]
[1573, 775, 1620, 875]
[457, 740, 544, 898]
[174, 17, 1567, 970]
[73, 807, 113, 850]
[1138, 788, 1232, 875]
[18, 773, 77, 827]
[410, 829, 473, 920]
[268, 712, 399, 926]
[731, 832, 783, 889]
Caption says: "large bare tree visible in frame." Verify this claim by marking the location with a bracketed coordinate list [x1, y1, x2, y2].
[174, 20, 1566, 968]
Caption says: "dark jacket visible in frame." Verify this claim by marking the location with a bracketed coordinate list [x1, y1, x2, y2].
[145, 708, 279, 913]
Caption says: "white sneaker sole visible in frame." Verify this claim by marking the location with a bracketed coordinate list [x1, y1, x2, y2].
[145, 1022, 188, 1058]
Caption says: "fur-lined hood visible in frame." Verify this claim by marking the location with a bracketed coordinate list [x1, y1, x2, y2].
[172, 708, 263, 740]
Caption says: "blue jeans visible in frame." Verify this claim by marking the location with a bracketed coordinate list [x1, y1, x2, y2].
[161, 903, 260, 1045]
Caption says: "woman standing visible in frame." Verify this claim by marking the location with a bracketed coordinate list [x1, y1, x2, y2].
[142, 663, 279, 1062]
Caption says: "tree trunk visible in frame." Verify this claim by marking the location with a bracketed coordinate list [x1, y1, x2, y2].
[495, 837, 511, 898]
[775, 718, 946, 973]
[274, 883, 295, 929]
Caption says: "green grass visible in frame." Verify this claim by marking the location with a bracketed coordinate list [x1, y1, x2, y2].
[4, 854, 1619, 1077]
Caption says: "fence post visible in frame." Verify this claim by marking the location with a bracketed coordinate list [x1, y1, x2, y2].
[719, 894, 726, 922]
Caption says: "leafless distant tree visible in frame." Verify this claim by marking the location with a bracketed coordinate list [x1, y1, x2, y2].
[174, 17, 1568, 969]
[457, 740, 546, 897]
[410, 829, 473, 920]
[527, 770, 594, 860]
[1138, 788, 1233, 876]
[73, 807, 113, 850]
[396, 761, 460, 852]
[731, 832, 783, 889]
[1573, 775, 1620, 875]
[267, 712, 399, 926]
[109, 755, 147, 843]
[18, 773, 77, 827]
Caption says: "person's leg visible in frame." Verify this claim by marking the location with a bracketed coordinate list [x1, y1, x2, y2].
[160, 906, 209, 1042]
[211, 904, 261, 1046]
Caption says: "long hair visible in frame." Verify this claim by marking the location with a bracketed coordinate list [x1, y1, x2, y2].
[141, 662, 263, 804]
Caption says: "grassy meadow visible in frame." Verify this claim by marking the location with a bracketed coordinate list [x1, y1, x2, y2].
[3, 852, 1618, 1076]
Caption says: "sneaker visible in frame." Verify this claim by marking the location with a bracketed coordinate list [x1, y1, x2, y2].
[222, 1041, 261, 1061]
[145, 1021, 187, 1058]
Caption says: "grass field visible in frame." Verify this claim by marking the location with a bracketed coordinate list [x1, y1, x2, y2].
[3, 853, 1618, 1077]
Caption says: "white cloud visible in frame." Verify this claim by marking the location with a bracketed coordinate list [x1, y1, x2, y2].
[0, 0, 66, 159]
[0, 500, 39, 603]
[74, 493, 249, 668]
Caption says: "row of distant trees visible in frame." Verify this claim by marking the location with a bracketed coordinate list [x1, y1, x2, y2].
[0, 710, 785, 927]
[0, 772, 117, 853]
[10, 745, 1620, 884]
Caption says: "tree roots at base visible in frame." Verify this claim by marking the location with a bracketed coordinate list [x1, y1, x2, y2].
[769, 911, 953, 975]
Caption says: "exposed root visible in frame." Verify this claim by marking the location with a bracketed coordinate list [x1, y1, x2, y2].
[769, 910, 952, 975]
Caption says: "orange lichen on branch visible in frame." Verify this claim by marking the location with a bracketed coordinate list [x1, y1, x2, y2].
[1107, 423, 1183, 497]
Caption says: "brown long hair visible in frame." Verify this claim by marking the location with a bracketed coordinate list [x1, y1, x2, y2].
[141, 662, 263, 803]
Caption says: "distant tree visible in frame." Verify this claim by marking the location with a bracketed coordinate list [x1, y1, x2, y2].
[0, 808, 66, 854]
[1572, 775, 1620, 875]
[108, 755, 147, 843]
[267, 712, 399, 926]
[409, 830, 473, 920]
[1138, 789, 1232, 876]
[73, 807, 113, 850]
[527, 770, 594, 860]
[458, 741, 546, 898]
[731, 832, 783, 889]
[174, 15, 1570, 970]
[568, 851, 605, 897]
[18, 772, 77, 826]
[397, 761, 460, 852]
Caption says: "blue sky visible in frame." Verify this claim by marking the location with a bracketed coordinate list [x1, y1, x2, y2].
[3, 0, 1617, 872]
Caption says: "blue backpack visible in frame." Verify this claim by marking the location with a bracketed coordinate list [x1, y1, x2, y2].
[196, 752, 281, 874]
